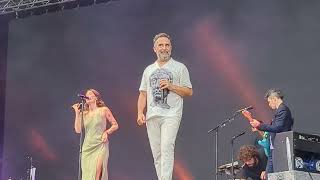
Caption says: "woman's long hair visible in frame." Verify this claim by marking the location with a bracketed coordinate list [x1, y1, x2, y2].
[83, 89, 106, 112]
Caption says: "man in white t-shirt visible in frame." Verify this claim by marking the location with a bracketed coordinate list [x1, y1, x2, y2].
[137, 33, 193, 180]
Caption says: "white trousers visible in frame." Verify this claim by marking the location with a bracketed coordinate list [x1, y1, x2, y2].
[146, 116, 181, 180]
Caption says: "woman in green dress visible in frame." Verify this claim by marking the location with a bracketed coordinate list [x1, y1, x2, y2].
[72, 89, 119, 180]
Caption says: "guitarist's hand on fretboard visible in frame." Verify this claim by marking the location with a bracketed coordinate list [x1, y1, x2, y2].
[241, 110, 261, 128]
[241, 110, 252, 120]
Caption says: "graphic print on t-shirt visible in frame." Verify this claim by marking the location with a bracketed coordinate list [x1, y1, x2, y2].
[149, 68, 173, 109]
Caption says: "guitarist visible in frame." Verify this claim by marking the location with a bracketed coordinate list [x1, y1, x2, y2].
[241, 89, 294, 175]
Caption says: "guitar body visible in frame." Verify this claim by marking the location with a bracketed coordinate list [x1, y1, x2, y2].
[257, 132, 270, 157]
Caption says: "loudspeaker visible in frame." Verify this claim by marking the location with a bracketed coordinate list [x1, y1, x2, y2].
[273, 131, 320, 173]
[273, 131, 295, 172]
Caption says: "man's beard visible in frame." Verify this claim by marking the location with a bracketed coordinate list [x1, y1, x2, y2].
[158, 52, 170, 61]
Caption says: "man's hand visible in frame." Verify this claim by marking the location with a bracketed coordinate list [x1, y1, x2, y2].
[250, 119, 261, 128]
[260, 171, 266, 180]
[137, 113, 146, 126]
[241, 110, 252, 120]
[160, 79, 173, 90]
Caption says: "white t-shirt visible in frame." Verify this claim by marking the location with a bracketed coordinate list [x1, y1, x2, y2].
[139, 58, 192, 120]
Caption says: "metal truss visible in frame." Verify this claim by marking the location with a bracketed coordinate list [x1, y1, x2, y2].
[0, 0, 113, 17]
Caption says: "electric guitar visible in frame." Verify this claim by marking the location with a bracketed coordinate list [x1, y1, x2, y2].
[241, 110, 270, 157]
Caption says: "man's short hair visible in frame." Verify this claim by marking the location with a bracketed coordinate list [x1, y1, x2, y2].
[153, 33, 172, 44]
[238, 145, 259, 162]
[264, 88, 284, 100]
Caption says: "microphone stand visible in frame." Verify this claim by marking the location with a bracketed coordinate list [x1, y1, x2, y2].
[208, 112, 239, 180]
[77, 97, 86, 180]
[231, 131, 245, 180]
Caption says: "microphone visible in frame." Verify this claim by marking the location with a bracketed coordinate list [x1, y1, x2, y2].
[71, 94, 88, 110]
[232, 131, 246, 139]
[77, 94, 89, 99]
[236, 106, 253, 113]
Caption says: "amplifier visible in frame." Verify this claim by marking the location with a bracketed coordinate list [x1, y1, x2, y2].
[273, 131, 320, 173]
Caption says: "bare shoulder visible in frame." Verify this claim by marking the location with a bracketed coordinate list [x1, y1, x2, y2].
[100, 106, 110, 111]
[99, 106, 111, 115]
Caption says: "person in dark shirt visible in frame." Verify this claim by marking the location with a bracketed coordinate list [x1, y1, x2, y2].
[238, 145, 267, 180]
[242, 89, 294, 174]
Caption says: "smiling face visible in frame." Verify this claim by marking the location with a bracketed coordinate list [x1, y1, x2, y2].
[153, 36, 172, 61]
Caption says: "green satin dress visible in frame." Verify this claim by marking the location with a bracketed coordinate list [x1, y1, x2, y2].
[81, 108, 109, 180]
